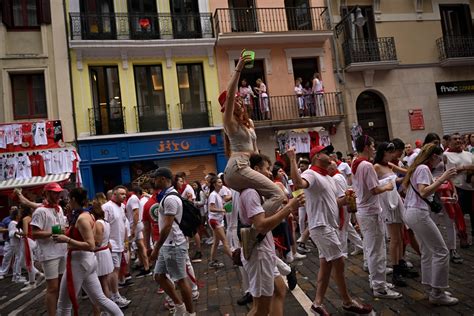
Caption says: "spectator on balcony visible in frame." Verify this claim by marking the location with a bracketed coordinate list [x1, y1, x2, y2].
[304, 82, 315, 116]
[239, 79, 255, 120]
[312, 73, 326, 117]
[255, 78, 270, 120]
[294, 78, 305, 118]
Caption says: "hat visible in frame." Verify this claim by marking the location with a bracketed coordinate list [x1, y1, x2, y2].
[310, 145, 334, 160]
[415, 139, 422, 148]
[151, 167, 173, 179]
[218, 91, 227, 113]
[44, 182, 63, 192]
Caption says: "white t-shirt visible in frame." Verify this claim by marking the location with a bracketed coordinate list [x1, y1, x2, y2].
[404, 164, 433, 211]
[12, 124, 22, 146]
[30, 206, 67, 262]
[51, 151, 62, 174]
[301, 169, 339, 229]
[239, 189, 275, 257]
[34, 122, 48, 145]
[208, 191, 224, 222]
[159, 188, 186, 246]
[352, 161, 382, 215]
[41, 151, 52, 174]
[125, 194, 141, 225]
[6, 156, 17, 179]
[139, 195, 149, 222]
[0, 126, 6, 148]
[15, 155, 32, 180]
[404, 153, 418, 167]
[444, 151, 474, 190]
[337, 162, 352, 178]
[8, 220, 20, 247]
[102, 200, 126, 252]
[181, 184, 196, 201]
[219, 185, 232, 200]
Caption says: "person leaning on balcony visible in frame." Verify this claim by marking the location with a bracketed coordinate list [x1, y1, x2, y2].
[219, 50, 285, 217]
[312, 73, 326, 117]
[255, 78, 270, 120]
[239, 79, 256, 120]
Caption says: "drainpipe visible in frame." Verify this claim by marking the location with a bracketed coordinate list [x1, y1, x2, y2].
[62, 0, 79, 144]
[326, 0, 344, 86]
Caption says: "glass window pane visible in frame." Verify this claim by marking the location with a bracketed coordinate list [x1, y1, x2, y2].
[12, 0, 23, 26]
[27, 0, 38, 26]
[150, 66, 166, 114]
[12, 76, 29, 117]
[32, 75, 47, 116]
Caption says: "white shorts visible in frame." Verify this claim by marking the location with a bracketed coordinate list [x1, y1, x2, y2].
[383, 205, 404, 224]
[111, 252, 122, 268]
[41, 256, 66, 280]
[310, 225, 345, 261]
[242, 251, 277, 298]
[132, 222, 144, 241]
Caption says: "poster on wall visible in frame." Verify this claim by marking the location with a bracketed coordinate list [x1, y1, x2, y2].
[408, 109, 425, 130]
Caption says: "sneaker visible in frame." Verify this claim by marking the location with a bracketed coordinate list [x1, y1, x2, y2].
[296, 237, 303, 244]
[350, 247, 363, 256]
[118, 279, 134, 288]
[205, 237, 214, 245]
[191, 251, 203, 263]
[276, 257, 291, 276]
[342, 299, 373, 314]
[240, 227, 259, 260]
[450, 250, 463, 264]
[287, 267, 297, 291]
[125, 274, 132, 281]
[164, 296, 175, 311]
[192, 290, 200, 301]
[157, 287, 165, 294]
[113, 296, 131, 308]
[173, 303, 186, 316]
[135, 269, 153, 278]
[285, 252, 294, 264]
[297, 243, 311, 254]
[208, 260, 224, 269]
[373, 288, 402, 299]
[310, 304, 330, 316]
[20, 283, 37, 292]
[13, 276, 27, 283]
[293, 252, 306, 260]
[429, 293, 459, 306]
[237, 292, 253, 306]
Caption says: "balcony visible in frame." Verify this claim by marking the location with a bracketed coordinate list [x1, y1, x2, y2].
[214, 7, 332, 45]
[69, 12, 214, 41]
[135, 104, 170, 132]
[88, 106, 126, 136]
[251, 92, 344, 129]
[437, 35, 474, 66]
[177, 101, 213, 129]
[342, 37, 399, 72]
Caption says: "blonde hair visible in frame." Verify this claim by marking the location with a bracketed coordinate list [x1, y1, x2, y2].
[402, 143, 443, 189]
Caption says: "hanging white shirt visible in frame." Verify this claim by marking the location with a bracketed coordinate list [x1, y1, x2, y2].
[12, 124, 22, 146]
[16, 155, 32, 180]
[34, 122, 48, 146]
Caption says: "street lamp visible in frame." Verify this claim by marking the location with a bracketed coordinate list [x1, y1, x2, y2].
[335, 6, 367, 37]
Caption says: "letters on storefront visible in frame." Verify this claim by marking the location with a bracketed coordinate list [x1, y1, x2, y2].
[157, 140, 190, 153]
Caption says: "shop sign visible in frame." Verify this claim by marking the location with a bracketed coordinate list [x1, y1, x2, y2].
[157, 140, 190, 153]
[435, 80, 474, 95]
[408, 109, 425, 130]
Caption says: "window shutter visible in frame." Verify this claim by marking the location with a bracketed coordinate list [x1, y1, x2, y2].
[39, 0, 51, 24]
[1, 0, 13, 28]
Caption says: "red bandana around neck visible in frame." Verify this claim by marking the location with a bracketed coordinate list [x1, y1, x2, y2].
[43, 201, 60, 213]
[178, 182, 188, 195]
[446, 147, 463, 153]
[336, 160, 342, 166]
[310, 165, 329, 176]
[351, 157, 368, 175]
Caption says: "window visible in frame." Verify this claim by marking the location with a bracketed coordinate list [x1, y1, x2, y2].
[1, 0, 50, 29]
[440, 4, 473, 36]
[11, 73, 47, 119]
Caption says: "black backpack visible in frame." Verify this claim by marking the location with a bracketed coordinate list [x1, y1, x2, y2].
[162, 192, 202, 238]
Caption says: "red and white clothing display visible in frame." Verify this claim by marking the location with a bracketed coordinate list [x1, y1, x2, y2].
[33, 122, 48, 146]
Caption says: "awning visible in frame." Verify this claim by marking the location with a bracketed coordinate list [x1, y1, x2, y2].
[0, 173, 71, 190]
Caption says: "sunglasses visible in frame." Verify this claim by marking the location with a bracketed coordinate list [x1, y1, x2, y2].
[386, 142, 395, 151]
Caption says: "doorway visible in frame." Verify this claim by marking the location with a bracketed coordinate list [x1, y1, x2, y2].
[80, 0, 116, 39]
[291, 57, 318, 89]
[89, 66, 124, 135]
[356, 91, 389, 145]
[285, 0, 311, 30]
[127, 0, 159, 39]
[228, 0, 257, 32]
[170, 0, 202, 38]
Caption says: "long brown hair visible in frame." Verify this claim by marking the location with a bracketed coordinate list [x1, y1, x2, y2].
[224, 96, 251, 158]
[91, 192, 106, 220]
[402, 143, 443, 189]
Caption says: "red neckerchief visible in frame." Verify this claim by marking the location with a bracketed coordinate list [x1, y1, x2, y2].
[351, 157, 368, 175]
[446, 147, 463, 153]
[336, 160, 342, 166]
[178, 182, 188, 195]
[310, 165, 329, 176]
[330, 169, 341, 176]
[43, 201, 60, 213]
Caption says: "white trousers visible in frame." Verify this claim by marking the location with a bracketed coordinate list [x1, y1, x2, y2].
[298, 206, 307, 234]
[225, 211, 240, 251]
[356, 213, 387, 291]
[57, 251, 123, 315]
[403, 208, 449, 289]
[0, 241, 13, 275]
[20, 238, 38, 283]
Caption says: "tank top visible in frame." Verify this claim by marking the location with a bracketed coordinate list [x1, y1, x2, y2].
[226, 124, 256, 153]
[95, 219, 110, 248]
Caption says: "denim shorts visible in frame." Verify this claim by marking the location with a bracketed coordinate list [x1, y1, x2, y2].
[154, 243, 188, 281]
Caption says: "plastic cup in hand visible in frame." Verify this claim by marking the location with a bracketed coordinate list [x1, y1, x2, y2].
[224, 202, 233, 213]
[52, 224, 62, 235]
[292, 189, 303, 198]
[242, 50, 255, 69]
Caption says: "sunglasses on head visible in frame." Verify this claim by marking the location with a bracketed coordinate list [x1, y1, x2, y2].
[386, 142, 395, 151]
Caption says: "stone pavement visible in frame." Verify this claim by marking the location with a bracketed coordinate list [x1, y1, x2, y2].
[1, 223, 473, 315]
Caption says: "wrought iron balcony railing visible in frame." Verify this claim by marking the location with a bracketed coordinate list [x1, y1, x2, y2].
[436, 35, 474, 61]
[177, 101, 213, 129]
[135, 104, 170, 132]
[214, 7, 330, 35]
[250, 92, 343, 123]
[70, 12, 214, 40]
[342, 37, 397, 65]
[88, 106, 126, 136]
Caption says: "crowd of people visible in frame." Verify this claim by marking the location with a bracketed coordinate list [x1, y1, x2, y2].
[0, 51, 473, 316]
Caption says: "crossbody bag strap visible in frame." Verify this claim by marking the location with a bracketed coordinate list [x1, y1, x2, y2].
[410, 182, 431, 205]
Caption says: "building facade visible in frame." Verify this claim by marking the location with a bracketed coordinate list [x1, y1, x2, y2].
[211, 0, 348, 160]
[331, 0, 474, 148]
[0, 0, 74, 142]
[66, 0, 226, 195]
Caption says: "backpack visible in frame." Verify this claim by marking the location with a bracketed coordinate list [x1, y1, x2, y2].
[162, 192, 202, 238]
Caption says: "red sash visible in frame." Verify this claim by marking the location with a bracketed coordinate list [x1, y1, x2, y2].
[23, 238, 32, 272]
[437, 181, 467, 240]
[66, 248, 80, 316]
[94, 245, 110, 252]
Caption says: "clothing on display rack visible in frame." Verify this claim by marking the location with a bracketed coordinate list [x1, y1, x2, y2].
[276, 129, 329, 154]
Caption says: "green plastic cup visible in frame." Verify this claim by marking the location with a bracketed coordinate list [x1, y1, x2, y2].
[242, 50, 255, 69]
[52, 224, 62, 235]
[224, 202, 233, 213]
